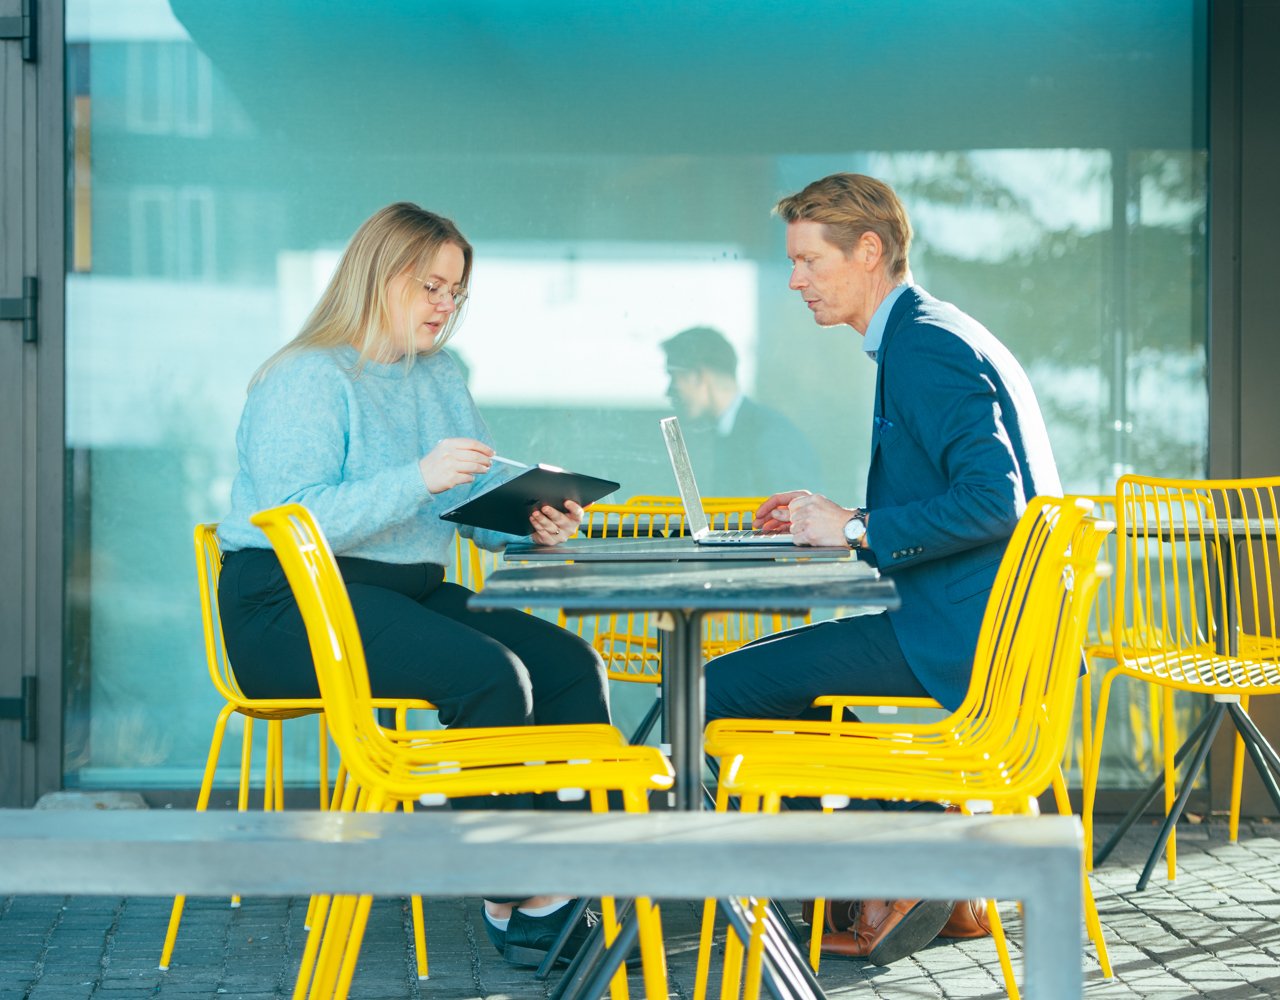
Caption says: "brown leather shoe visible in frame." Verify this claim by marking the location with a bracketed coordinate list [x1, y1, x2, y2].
[819, 898, 954, 966]
[800, 898, 858, 932]
[938, 898, 992, 939]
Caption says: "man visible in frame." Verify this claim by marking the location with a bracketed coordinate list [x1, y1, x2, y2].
[661, 325, 822, 497]
[704, 173, 1061, 964]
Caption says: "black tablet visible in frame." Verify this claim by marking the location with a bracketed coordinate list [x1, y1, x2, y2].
[439, 465, 621, 536]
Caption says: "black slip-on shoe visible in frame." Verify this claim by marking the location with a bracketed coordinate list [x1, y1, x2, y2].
[480, 905, 507, 956]
[502, 902, 600, 968]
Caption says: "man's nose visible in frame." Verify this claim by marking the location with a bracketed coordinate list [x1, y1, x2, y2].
[788, 267, 806, 290]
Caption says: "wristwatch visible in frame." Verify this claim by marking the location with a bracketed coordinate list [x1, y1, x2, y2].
[843, 510, 867, 548]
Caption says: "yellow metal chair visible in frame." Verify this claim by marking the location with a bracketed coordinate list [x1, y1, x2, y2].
[250, 503, 674, 1000]
[1084, 475, 1280, 890]
[1068, 493, 1183, 872]
[160, 526, 433, 972]
[566, 495, 806, 745]
[698, 498, 1113, 1000]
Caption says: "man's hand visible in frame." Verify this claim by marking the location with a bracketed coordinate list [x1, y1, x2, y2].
[767, 492, 860, 547]
[754, 490, 811, 533]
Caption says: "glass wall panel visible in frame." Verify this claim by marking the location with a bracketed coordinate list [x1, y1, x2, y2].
[63, 0, 1208, 790]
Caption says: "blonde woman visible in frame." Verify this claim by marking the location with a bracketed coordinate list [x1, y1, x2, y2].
[216, 202, 604, 967]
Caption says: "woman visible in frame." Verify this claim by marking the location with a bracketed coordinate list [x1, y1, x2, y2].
[216, 202, 604, 966]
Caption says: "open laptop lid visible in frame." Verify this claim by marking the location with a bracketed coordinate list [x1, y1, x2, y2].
[660, 416, 711, 539]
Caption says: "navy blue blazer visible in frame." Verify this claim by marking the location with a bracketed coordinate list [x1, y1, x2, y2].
[866, 286, 1061, 711]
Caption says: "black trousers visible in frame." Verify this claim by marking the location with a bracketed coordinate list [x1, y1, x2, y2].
[219, 547, 610, 730]
[704, 611, 929, 722]
[704, 612, 939, 813]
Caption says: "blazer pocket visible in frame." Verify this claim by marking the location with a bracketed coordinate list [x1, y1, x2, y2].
[945, 557, 1002, 605]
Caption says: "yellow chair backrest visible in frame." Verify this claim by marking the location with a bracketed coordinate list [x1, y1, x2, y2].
[194, 523, 316, 718]
[247, 505, 399, 795]
[193, 523, 245, 704]
[935, 496, 1093, 723]
[955, 499, 1108, 785]
[713, 500, 1111, 803]
[1114, 475, 1280, 669]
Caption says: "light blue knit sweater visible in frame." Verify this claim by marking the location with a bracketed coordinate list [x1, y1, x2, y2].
[218, 345, 521, 562]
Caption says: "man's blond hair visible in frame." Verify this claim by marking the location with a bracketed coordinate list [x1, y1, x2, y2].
[774, 173, 912, 281]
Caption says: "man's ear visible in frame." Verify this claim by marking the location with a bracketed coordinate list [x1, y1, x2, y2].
[859, 232, 884, 268]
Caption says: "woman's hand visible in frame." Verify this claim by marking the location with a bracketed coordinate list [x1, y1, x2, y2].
[530, 500, 584, 546]
[419, 438, 495, 494]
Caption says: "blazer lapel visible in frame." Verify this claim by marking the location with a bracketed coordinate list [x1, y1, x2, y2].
[869, 287, 921, 460]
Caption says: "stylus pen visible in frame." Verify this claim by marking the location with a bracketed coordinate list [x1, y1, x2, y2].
[490, 454, 530, 470]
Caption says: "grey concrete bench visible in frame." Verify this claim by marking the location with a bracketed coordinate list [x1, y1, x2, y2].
[0, 808, 1082, 999]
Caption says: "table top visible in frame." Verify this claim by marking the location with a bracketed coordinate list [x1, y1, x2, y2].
[1128, 518, 1278, 540]
[470, 558, 898, 614]
[505, 536, 853, 562]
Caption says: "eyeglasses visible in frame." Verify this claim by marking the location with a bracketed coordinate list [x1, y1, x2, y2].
[419, 279, 468, 308]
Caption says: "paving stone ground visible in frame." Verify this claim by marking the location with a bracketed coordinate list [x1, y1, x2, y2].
[2, 817, 1278, 999]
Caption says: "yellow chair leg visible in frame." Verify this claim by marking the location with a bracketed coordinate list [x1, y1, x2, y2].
[1079, 662, 1094, 795]
[693, 898, 720, 1000]
[635, 898, 668, 1000]
[268, 720, 285, 811]
[1163, 687, 1177, 881]
[333, 894, 375, 1000]
[398, 798, 429, 979]
[808, 897, 824, 972]
[1230, 695, 1249, 843]
[1083, 672, 1122, 875]
[719, 909, 745, 1000]
[741, 897, 770, 1000]
[600, 895, 629, 1000]
[160, 703, 237, 970]
[317, 715, 329, 810]
[311, 893, 359, 1000]
[410, 895, 428, 981]
[292, 894, 330, 1000]
[1083, 873, 1112, 977]
[232, 717, 255, 909]
[986, 899, 1020, 1000]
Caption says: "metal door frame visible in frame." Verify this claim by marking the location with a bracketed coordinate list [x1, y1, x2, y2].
[0, 0, 64, 807]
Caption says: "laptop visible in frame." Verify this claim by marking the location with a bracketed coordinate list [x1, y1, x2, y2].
[660, 416, 799, 546]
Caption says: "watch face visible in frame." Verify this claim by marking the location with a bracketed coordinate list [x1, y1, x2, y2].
[844, 517, 866, 544]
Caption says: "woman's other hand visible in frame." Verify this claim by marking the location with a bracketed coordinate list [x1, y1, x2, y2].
[530, 500, 584, 546]
[419, 438, 495, 494]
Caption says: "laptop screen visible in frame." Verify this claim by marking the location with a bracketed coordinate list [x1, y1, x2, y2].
[660, 416, 710, 537]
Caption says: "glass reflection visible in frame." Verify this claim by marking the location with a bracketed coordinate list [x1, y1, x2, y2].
[63, 0, 1207, 792]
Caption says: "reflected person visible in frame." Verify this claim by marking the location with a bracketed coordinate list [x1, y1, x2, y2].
[661, 325, 822, 498]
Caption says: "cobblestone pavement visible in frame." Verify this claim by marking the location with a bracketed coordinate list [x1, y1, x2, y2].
[2, 818, 1278, 999]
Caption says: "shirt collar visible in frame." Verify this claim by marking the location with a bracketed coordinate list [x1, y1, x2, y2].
[717, 392, 745, 435]
[863, 282, 910, 362]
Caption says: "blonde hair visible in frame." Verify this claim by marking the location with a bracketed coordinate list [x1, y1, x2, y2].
[250, 202, 473, 388]
[773, 173, 912, 281]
